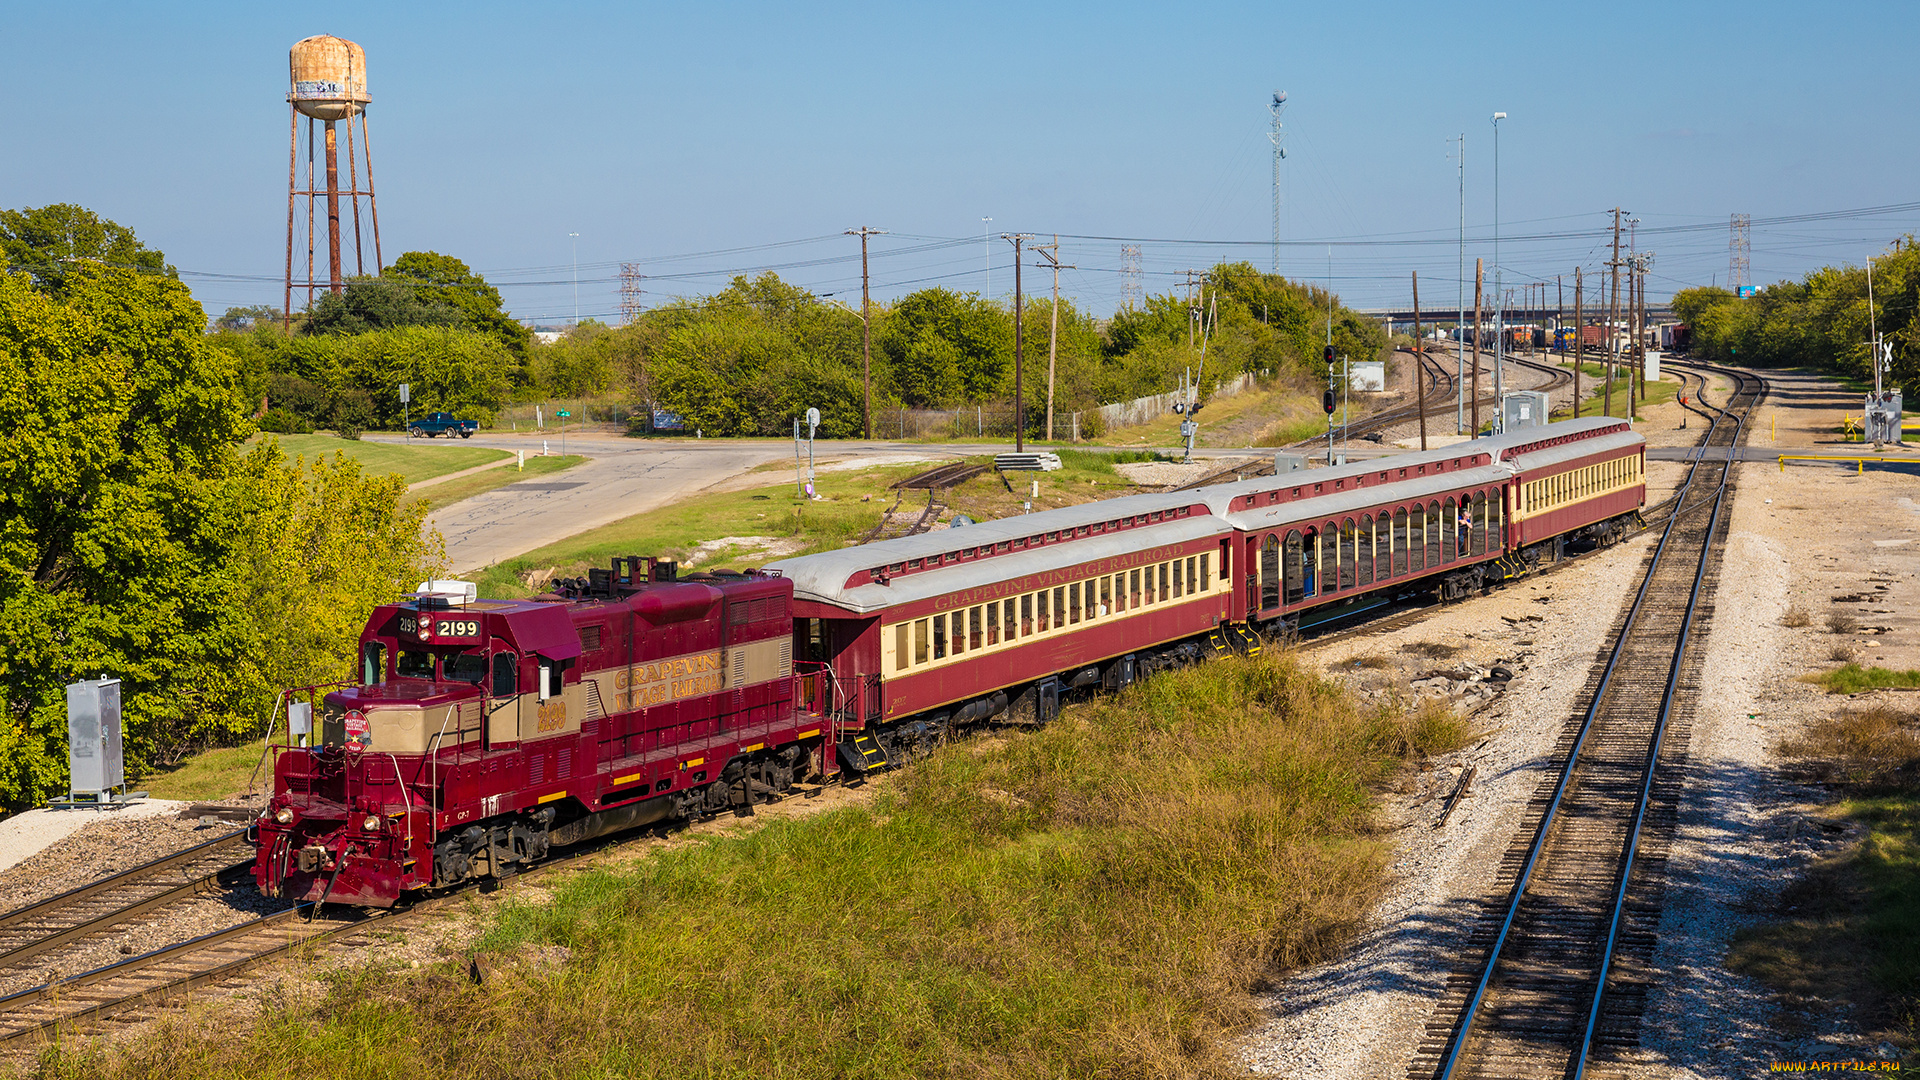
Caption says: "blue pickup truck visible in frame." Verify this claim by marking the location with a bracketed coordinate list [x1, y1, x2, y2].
[407, 412, 478, 439]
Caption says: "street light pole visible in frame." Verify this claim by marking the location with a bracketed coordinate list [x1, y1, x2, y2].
[569, 232, 580, 326]
[982, 216, 993, 297]
[1491, 112, 1507, 426]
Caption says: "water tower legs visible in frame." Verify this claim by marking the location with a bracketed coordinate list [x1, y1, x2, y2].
[324, 120, 343, 293]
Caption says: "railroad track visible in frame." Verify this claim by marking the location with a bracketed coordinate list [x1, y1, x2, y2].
[1413, 362, 1766, 1080]
[0, 813, 664, 1051]
[1175, 346, 1575, 492]
[0, 830, 251, 974]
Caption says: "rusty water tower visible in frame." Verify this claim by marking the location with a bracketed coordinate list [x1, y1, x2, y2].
[284, 34, 383, 324]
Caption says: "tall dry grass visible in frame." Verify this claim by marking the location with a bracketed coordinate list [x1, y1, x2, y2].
[34, 649, 1466, 1080]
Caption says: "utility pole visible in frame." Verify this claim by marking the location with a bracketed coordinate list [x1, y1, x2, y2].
[1005, 233, 1034, 451]
[1472, 258, 1484, 436]
[1607, 207, 1624, 421]
[1573, 268, 1583, 416]
[846, 226, 887, 439]
[1033, 236, 1073, 441]
[1413, 270, 1428, 451]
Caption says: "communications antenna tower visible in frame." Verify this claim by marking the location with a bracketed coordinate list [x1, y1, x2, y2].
[1269, 90, 1288, 273]
[618, 263, 645, 325]
[1729, 213, 1751, 293]
[1120, 244, 1142, 312]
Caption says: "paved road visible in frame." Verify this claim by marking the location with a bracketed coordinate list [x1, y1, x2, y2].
[369, 431, 1374, 575]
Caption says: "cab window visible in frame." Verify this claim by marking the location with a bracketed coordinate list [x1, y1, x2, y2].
[362, 642, 388, 686]
[447, 652, 487, 685]
[397, 650, 436, 680]
[492, 652, 518, 695]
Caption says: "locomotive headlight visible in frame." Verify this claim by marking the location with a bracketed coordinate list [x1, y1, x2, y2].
[275, 807, 294, 824]
[417, 617, 433, 641]
[362, 814, 382, 831]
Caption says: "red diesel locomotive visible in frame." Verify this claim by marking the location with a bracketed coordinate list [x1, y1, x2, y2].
[253, 416, 1644, 907]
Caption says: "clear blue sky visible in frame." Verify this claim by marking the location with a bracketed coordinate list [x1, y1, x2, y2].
[4, 0, 1915, 322]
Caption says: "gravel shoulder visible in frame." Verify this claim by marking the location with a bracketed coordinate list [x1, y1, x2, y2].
[1242, 365, 1919, 1078]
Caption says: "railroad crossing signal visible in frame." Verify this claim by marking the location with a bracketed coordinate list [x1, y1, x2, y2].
[1323, 344, 1335, 366]
[1323, 389, 1337, 414]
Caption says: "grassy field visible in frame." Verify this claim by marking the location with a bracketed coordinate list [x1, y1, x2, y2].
[139, 744, 274, 802]
[410, 454, 586, 513]
[1806, 663, 1920, 694]
[260, 434, 510, 485]
[44, 648, 1467, 1080]
[1727, 702, 1920, 1059]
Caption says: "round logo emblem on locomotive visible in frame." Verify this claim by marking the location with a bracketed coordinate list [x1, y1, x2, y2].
[343, 709, 370, 752]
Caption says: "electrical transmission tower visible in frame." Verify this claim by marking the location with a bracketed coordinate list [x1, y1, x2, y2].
[618, 262, 645, 325]
[1729, 213, 1751, 294]
[1269, 90, 1288, 274]
[1121, 244, 1142, 312]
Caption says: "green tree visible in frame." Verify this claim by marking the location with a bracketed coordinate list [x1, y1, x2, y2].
[0, 263, 251, 808]
[877, 288, 1012, 407]
[0, 203, 174, 298]
[0, 263, 444, 812]
[302, 277, 466, 336]
[385, 251, 531, 362]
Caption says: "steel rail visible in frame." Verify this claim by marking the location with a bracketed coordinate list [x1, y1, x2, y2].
[0, 829, 246, 931]
[1570, 371, 1758, 1075]
[1433, 365, 1760, 1080]
[0, 863, 251, 971]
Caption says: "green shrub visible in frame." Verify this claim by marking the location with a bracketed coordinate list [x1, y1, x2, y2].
[257, 407, 313, 434]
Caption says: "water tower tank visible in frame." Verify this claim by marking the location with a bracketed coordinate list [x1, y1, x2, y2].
[288, 35, 370, 121]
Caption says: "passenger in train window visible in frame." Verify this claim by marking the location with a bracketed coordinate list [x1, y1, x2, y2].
[1022, 594, 1034, 636]
[933, 615, 948, 659]
[986, 602, 1000, 646]
[1054, 587, 1066, 628]
[1036, 592, 1049, 633]
[969, 606, 983, 650]
[1003, 600, 1017, 642]
[1099, 577, 1112, 616]
[1144, 567, 1156, 604]
[1069, 583, 1082, 625]
[951, 612, 964, 656]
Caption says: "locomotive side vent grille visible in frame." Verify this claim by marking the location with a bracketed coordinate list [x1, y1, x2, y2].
[559, 747, 572, 778]
[530, 754, 546, 785]
[579, 624, 604, 651]
[778, 639, 792, 672]
[585, 681, 607, 720]
[731, 650, 748, 686]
